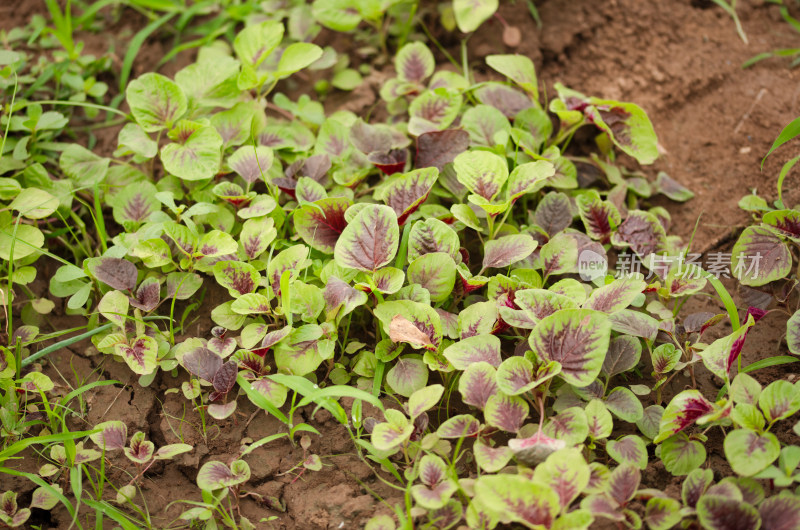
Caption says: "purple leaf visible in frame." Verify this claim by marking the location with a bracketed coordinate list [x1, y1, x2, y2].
[535, 192, 573, 236]
[697, 495, 760, 530]
[212, 361, 238, 395]
[482, 234, 537, 269]
[611, 210, 667, 257]
[183, 347, 223, 383]
[324, 277, 368, 321]
[415, 129, 469, 171]
[87, 257, 138, 291]
[129, 277, 160, 311]
[760, 493, 800, 530]
[474, 83, 533, 118]
[369, 149, 407, 176]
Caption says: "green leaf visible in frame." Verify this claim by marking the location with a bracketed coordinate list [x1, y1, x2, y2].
[758, 379, 800, 423]
[486, 54, 538, 98]
[126, 72, 187, 133]
[233, 20, 284, 68]
[312, 0, 363, 32]
[59, 144, 109, 188]
[724, 428, 780, 476]
[407, 252, 456, 302]
[661, 433, 706, 476]
[453, 0, 499, 32]
[275, 42, 323, 78]
[161, 122, 223, 181]
[763, 115, 800, 165]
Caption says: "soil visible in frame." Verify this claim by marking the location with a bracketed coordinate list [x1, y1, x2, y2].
[4, 0, 800, 528]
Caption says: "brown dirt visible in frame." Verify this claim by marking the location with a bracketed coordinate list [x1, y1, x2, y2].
[5, 0, 800, 528]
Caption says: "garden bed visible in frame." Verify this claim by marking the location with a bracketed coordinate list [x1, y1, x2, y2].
[2, 1, 800, 529]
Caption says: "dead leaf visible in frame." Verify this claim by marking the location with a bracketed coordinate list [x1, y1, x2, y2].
[389, 315, 434, 349]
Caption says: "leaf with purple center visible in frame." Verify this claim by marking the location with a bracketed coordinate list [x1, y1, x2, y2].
[506, 160, 555, 202]
[458, 361, 499, 410]
[763, 209, 800, 242]
[90, 420, 128, 451]
[213, 260, 260, 297]
[129, 277, 160, 312]
[473, 474, 560, 529]
[371, 408, 413, 452]
[114, 335, 158, 375]
[239, 216, 276, 260]
[532, 448, 590, 511]
[408, 88, 462, 136]
[443, 334, 501, 369]
[484, 391, 529, 433]
[227, 145, 273, 184]
[126, 72, 187, 133]
[583, 277, 645, 314]
[386, 356, 428, 397]
[396, 41, 434, 84]
[161, 121, 223, 181]
[436, 414, 481, 439]
[724, 428, 780, 477]
[607, 435, 648, 470]
[654, 390, 716, 443]
[407, 252, 456, 303]
[474, 438, 513, 473]
[124, 431, 155, 464]
[334, 204, 399, 272]
[577, 190, 621, 242]
[544, 406, 589, 445]
[731, 225, 792, 286]
[110, 181, 160, 226]
[528, 308, 611, 387]
[697, 495, 761, 530]
[482, 234, 538, 270]
[196, 460, 250, 491]
[375, 167, 438, 225]
[453, 150, 508, 202]
[411, 454, 457, 510]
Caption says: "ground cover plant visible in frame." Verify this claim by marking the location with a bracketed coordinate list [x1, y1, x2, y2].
[3, 1, 800, 529]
